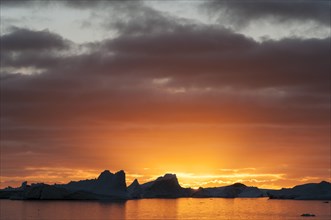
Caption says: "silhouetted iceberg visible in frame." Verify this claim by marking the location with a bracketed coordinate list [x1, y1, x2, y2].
[62, 170, 128, 199]
[128, 179, 142, 199]
[0, 170, 129, 200]
[268, 181, 331, 200]
[0, 183, 69, 200]
[141, 174, 193, 198]
[1, 170, 330, 200]
[192, 187, 213, 198]
[0, 181, 32, 200]
[237, 186, 265, 198]
[192, 183, 265, 198]
[28, 184, 69, 200]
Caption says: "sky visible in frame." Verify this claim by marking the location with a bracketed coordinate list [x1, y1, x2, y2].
[0, 0, 330, 189]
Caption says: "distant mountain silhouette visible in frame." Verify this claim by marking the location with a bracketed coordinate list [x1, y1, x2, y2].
[0, 170, 330, 201]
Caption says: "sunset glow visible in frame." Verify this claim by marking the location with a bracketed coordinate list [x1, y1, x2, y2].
[0, 0, 330, 190]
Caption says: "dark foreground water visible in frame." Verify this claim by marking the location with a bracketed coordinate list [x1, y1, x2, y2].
[1, 198, 330, 220]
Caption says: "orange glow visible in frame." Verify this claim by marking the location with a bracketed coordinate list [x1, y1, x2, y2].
[1, 122, 329, 189]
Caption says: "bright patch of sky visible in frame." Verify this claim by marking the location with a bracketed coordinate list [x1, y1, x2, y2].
[1, 1, 329, 44]
[0, 3, 113, 43]
[146, 0, 330, 41]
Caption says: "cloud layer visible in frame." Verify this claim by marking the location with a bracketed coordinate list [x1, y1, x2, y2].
[203, 0, 330, 26]
[1, 0, 330, 188]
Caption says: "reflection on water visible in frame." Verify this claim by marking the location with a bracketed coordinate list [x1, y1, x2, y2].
[1, 198, 330, 220]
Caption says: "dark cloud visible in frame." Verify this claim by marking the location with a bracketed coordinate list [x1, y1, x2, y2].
[107, 1, 191, 36]
[1, 52, 64, 70]
[0, 0, 140, 8]
[63, 0, 110, 8]
[101, 27, 329, 94]
[1, 24, 329, 128]
[0, 27, 72, 74]
[107, 26, 256, 54]
[0, 0, 39, 7]
[203, 0, 330, 27]
[1, 27, 70, 52]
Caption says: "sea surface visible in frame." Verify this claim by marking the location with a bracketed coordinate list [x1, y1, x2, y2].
[1, 198, 330, 220]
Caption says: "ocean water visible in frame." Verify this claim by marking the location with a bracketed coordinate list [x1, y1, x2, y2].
[1, 198, 330, 220]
